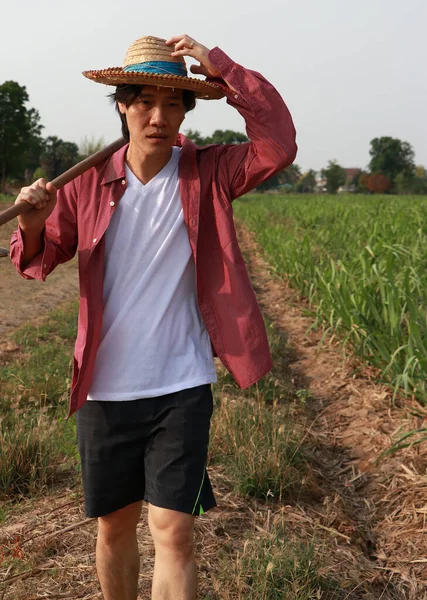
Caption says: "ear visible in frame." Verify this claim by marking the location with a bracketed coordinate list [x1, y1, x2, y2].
[118, 102, 126, 115]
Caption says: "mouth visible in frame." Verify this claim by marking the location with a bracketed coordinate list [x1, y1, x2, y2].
[147, 133, 168, 140]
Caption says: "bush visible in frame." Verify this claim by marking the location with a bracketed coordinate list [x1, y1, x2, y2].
[32, 167, 49, 181]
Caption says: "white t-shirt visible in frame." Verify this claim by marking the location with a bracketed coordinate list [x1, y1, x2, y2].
[87, 147, 217, 400]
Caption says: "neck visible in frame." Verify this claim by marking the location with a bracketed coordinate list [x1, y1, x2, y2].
[125, 141, 173, 184]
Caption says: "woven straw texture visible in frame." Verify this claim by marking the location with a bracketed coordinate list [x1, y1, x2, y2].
[83, 35, 224, 100]
[124, 36, 186, 68]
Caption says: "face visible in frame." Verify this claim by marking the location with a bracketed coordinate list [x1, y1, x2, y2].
[118, 85, 186, 155]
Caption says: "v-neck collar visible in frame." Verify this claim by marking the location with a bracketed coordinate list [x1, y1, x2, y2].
[125, 147, 181, 191]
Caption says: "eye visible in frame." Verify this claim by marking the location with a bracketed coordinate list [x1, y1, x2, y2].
[136, 99, 152, 107]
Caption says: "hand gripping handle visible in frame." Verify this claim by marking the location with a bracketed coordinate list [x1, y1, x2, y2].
[0, 137, 126, 227]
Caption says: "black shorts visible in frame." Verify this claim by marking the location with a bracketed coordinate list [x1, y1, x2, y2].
[76, 384, 216, 518]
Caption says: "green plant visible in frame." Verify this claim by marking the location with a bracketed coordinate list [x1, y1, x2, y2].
[1, 301, 78, 409]
[216, 523, 341, 599]
[0, 299, 80, 499]
[235, 194, 427, 404]
[0, 413, 76, 498]
[210, 396, 305, 502]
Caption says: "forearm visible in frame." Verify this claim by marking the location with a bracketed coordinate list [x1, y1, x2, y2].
[10, 182, 78, 281]
[205, 49, 297, 199]
[208, 47, 297, 162]
[19, 226, 45, 269]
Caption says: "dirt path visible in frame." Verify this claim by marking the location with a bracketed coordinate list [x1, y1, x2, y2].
[238, 223, 427, 599]
[1, 218, 427, 598]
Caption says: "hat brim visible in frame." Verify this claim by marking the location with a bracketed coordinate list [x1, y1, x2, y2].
[82, 68, 225, 100]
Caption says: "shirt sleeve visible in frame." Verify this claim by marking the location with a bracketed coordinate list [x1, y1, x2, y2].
[206, 47, 298, 201]
[10, 180, 78, 282]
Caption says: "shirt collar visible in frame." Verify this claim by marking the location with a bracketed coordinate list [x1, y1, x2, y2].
[100, 135, 196, 185]
[101, 143, 128, 185]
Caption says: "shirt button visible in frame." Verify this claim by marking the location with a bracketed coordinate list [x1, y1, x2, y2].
[121, 179, 126, 185]
[110, 201, 115, 206]
[234, 93, 239, 99]
[93, 238, 97, 243]
[190, 218, 196, 227]
[43, 263, 47, 268]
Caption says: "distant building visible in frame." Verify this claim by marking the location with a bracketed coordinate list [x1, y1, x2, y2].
[315, 172, 327, 193]
[339, 168, 361, 193]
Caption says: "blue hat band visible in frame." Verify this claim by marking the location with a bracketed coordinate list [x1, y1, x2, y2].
[123, 61, 187, 77]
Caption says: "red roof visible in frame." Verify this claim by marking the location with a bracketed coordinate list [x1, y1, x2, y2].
[345, 168, 361, 180]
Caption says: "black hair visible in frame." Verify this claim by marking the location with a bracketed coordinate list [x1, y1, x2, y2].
[109, 85, 196, 142]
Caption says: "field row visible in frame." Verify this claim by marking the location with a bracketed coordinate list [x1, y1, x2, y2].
[235, 193, 427, 403]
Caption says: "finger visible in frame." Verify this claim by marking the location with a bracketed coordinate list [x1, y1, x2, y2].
[190, 64, 207, 76]
[34, 201, 47, 210]
[171, 48, 196, 58]
[17, 191, 38, 206]
[32, 178, 48, 196]
[46, 182, 57, 199]
[165, 34, 187, 46]
[31, 186, 48, 203]
[25, 179, 48, 203]
[171, 36, 197, 53]
[34, 177, 47, 188]
[23, 188, 47, 207]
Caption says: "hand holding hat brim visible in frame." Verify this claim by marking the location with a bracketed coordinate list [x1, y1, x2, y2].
[83, 35, 225, 100]
[166, 34, 222, 79]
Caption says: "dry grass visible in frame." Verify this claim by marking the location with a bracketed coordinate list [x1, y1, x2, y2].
[0, 474, 346, 599]
[3, 221, 427, 598]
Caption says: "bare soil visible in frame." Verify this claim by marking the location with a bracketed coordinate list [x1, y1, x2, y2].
[1, 216, 427, 598]
[0, 201, 78, 355]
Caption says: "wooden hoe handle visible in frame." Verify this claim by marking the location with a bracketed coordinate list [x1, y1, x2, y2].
[0, 137, 126, 227]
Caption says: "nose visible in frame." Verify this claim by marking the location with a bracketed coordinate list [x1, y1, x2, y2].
[149, 105, 167, 127]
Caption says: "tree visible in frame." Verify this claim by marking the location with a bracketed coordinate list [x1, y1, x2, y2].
[256, 173, 280, 192]
[297, 169, 317, 193]
[184, 129, 210, 145]
[395, 170, 427, 195]
[363, 173, 392, 194]
[410, 177, 427, 195]
[0, 80, 44, 191]
[33, 166, 49, 180]
[321, 160, 346, 194]
[369, 137, 415, 185]
[358, 172, 370, 193]
[277, 163, 301, 190]
[416, 165, 426, 180]
[184, 128, 248, 146]
[209, 129, 248, 144]
[40, 136, 79, 180]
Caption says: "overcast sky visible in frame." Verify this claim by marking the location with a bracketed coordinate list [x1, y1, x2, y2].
[1, 0, 426, 172]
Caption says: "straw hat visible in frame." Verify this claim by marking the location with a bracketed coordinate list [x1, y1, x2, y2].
[83, 36, 224, 100]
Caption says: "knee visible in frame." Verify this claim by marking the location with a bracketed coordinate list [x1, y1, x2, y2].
[149, 506, 194, 556]
[98, 501, 142, 546]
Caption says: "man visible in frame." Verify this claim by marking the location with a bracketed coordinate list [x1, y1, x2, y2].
[11, 34, 297, 600]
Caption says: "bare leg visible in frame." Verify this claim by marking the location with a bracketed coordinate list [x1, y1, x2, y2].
[96, 501, 143, 600]
[148, 504, 197, 600]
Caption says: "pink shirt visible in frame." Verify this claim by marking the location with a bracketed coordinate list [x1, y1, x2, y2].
[10, 47, 297, 417]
